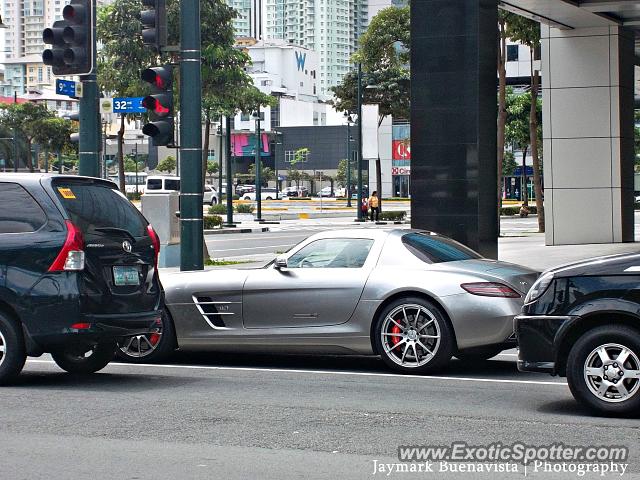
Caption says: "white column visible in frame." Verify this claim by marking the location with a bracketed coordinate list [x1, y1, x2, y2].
[541, 25, 635, 245]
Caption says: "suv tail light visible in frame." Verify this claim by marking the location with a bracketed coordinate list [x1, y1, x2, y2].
[147, 225, 160, 269]
[460, 282, 520, 298]
[49, 220, 85, 272]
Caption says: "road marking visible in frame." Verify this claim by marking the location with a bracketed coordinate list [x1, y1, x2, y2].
[26, 359, 567, 386]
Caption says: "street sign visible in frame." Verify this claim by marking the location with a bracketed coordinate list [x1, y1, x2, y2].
[113, 97, 146, 114]
[56, 79, 82, 97]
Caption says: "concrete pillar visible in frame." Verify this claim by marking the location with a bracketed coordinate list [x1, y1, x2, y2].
[410, 0, 498, 258]
[541, 25, 635, 245]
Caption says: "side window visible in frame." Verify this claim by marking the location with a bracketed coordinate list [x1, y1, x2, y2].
[287, 238, 374, 269]
[165, 180, 180, 191]
[0, 183, 47, 233]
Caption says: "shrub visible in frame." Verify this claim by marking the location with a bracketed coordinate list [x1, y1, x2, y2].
[126, 192, 142, 201]
[379, 210, 407, 221]
[500, 205, 537, 216]
[203, 215, 223, 229]
[635, 202, 640, 210]
[208, 203, 226, 214]
[235, 203, 255, 214]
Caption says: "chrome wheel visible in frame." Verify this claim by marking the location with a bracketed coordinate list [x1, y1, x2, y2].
[0, 329, 6, 368]
[583, 343, 640, 403]
[119, 330, 162, 359]
[380, 304, 441, 368]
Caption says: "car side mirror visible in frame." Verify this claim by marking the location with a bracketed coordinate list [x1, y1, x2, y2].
[274, 255, 288, 269]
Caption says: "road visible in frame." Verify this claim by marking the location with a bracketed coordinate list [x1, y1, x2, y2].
[3, 351, 639, 479]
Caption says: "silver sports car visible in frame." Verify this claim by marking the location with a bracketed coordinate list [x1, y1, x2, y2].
[117, 229, 539, 373]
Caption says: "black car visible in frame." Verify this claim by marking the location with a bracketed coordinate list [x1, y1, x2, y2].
[515, 253, 640, 415]
[0, 174, 164, 384]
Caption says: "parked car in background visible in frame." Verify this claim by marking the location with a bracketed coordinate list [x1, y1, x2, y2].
[516, 253, 640, 415]
[236, 184, 255, 196]
[108, 172, 148, 194]
[317, 186, 334, 197]
[203, 185, 219, 205]
[119, 229, 538, 375]
[283, 186, 309, 198]
[145, 175, 180, 194]
[242, 188, 277, 201]
[0, 174, 163, 384]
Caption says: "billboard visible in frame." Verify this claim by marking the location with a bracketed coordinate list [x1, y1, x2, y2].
[232, 133, 270, 157]
[392, 124, 410, 164]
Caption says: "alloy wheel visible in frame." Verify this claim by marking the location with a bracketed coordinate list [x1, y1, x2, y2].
[380, 304, 441, 368]
[583, 342, 640, 403]
[119, 331, 162, 358]
[0, 329, 6, 368]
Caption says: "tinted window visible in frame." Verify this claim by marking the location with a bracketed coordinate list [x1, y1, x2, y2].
[165, 179, 180, 191]
[0, 183, 46, 233]
[402, 233, 482, 264]
[53, 181, 147, 238]
[288, 238, 374, 268]
[146, 179, 163, 190]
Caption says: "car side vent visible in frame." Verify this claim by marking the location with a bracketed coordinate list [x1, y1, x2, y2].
[193, 296, 232, 329]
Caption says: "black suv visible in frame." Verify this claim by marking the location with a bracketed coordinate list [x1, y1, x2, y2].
[0, 174, 163, 384]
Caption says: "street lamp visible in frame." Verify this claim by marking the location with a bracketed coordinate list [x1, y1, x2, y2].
[253, 108, 263, 222]
[273, 129, 283, 199]
[356, 62, 364, 222]
[344, 112, 355, 207]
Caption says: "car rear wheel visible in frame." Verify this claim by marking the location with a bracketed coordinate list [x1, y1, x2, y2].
[455, 346, 504, 362]
[244, 196, 251, 201]
[116, 311, 175, 363]
[51, 342, 116, 374]
[210, 198, 217, 206]
[374, 297, 454, 374]
[0, 312, 26, 385]
[567, 325, 640, 416]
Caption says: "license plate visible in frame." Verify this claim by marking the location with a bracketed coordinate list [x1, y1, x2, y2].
[113, 266, 140, 286]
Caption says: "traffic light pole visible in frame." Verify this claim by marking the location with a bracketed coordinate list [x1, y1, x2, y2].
[255, 108, 262, 222]
[179, 0, 203, 270]
[78, 0, 99, 178]
[356, 62, 364, 222]
[225, 116, 234, 227]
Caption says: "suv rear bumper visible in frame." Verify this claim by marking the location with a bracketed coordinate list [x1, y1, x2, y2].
[26, 310, 162, 353]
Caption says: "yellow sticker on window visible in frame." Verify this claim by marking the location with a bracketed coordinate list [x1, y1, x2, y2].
[57, 187, 76, 199]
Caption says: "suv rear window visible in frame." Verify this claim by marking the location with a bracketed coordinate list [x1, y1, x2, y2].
[402, 232, 482, 264]
[0, 183, 46, 233]
[53, 180, 147, 238]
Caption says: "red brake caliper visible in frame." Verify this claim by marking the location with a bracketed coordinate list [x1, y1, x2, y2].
[148, 333, 161, 346]
[390, 323, 402, 349]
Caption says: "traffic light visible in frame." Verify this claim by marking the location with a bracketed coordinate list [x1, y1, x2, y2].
[140, 0, 167, 51]
[42, 0, 93, 76]
[141, 65, 174, 147]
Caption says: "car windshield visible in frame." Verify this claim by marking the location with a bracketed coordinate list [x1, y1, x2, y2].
[53, 180, 147, 238]
[402, 232, 482, 264]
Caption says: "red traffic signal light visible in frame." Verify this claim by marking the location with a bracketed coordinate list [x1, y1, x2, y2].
[141, 65, 174, 146]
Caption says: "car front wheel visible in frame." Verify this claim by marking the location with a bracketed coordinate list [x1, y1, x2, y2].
[566, 325, 640, 416]
[0, 312, 26, 385]
[51, 342, 116, 374]
[374, 297, 454, 374]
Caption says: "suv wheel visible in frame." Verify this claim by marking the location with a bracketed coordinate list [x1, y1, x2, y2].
[567, 325, 640, 416]
[0, 312, 26, 385]
[374, 297, 454, 374]
[51, 342, 116, 374]
[116, 311, 176, 363]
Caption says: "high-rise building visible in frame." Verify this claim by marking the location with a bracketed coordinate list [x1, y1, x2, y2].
[263, 0, 368, 96]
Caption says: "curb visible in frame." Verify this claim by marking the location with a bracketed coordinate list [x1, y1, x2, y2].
[204, 227, 270, 235]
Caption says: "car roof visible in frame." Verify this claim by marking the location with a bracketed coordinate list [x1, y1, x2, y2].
[147, 175, 179, 180]
[0, 173, 114, 188]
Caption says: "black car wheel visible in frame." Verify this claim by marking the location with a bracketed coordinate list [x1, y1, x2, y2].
[116, 311, 176, 363]
[0, 312, 26, 385]
[374, 297, 454, 374]
[567, 325, 640, 416]
[51, 342, 116, 374]
[455, 345, 504, 362]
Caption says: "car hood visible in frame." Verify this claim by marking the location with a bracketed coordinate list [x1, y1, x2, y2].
[431, 259, 540, 295]
[544, 252, 640, 278]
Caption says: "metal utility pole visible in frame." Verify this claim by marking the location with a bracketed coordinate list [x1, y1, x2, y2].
[78, 0, 100, 177]
[218, 115, 224, 201]
[13, 127, 18, 172]
[346, 116, 352, 207]
[254, 107, 262, 222]
[179, 0, 203, 270]
[356, 62, 364, 221]
[224, 116, 234, 226]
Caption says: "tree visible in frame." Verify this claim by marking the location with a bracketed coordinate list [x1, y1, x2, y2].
[503, 151, 517, 177]
[0, 103, 55, 171]
[508, 14, 544, 231]
[206, 160, 219, 184]
[332, 5, 410, 209]
[247, 163, 274, 186]
[505, 91, 541, 207]
[336, 159, 355, 189]
[157, 155, 177, 173]
[34, 117, 77, 169]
